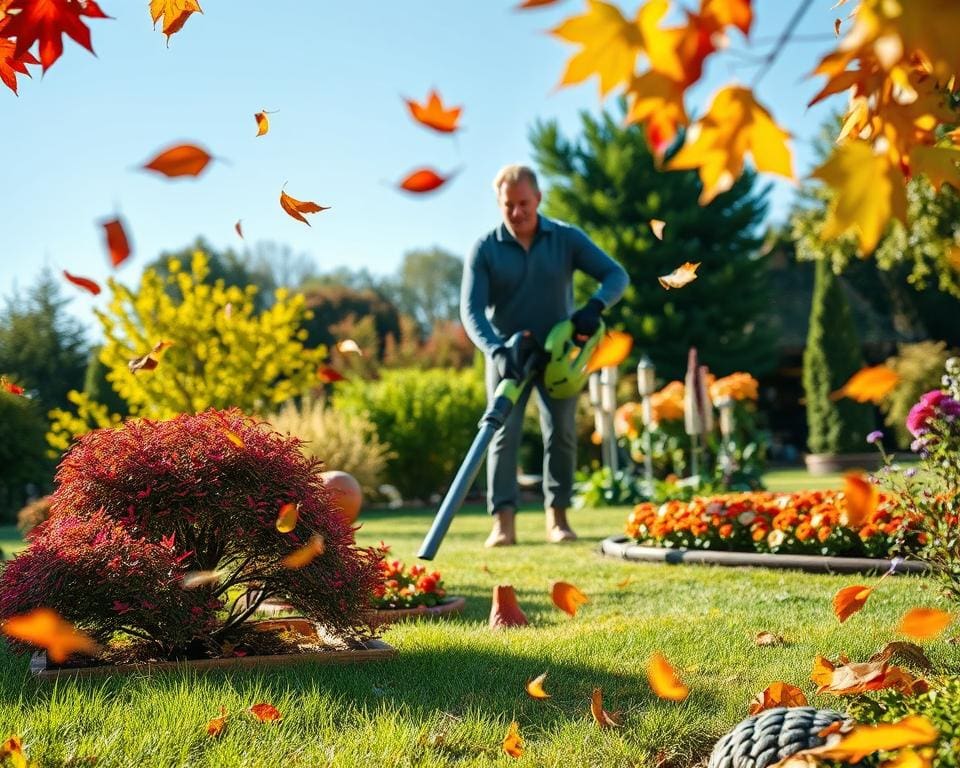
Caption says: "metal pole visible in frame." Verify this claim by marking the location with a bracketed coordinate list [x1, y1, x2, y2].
[641, 394, 654, 486]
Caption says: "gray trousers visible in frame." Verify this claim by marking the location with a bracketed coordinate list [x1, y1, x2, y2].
[485, 358, 578, 515]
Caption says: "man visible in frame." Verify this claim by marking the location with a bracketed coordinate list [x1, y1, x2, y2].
[461, 164, 628, 547]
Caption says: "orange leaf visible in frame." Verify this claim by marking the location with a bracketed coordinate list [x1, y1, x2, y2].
[812, 655, 924, 696]
[3, 0, 108, 72]
[234, 220, 243, 239]
[648, 651, 689, 701]
[590, 687, 622, 727]
[206, 707, 228, 737]
[63, 270, 101, 296]
[833, 584, 874, 623]
[398, 167, 457, 194]
[1, 607, 101, 663]
[882, 748, 934, 768]
[748, 681, 808, 715]
[254, 110, 270, 137]
[0, 37, 39, 94]
[317, 365, 346, 383]
[551, 581, 588, 617]
[280, 187, 330, 226]
[842, 473, 878, 528]
[281, 534, 326, 569]
[128, 339, 173, 374]
[701, 0, 752, 35]
[248, 702, 281, 722]
[0, 736, 25, 764]
[616, 576, 632, 589]
[525, 672, 551, 700]
[1, 376, 24, 396]
[649, 218, 666, 240]
[586, 330, 633, 373]
[832, 365, 900, 404]
[275, 502, 299, 533]
[787, 715, 937, 763]
[404, 89, 462, 134]
[658, 262, 700, 290]
[150, 0, 202, 41]
[502, 721, 523, 758]
[898, 608, 954, 641]
[142, 143, 213, 178]
[101, 217, 131, 268]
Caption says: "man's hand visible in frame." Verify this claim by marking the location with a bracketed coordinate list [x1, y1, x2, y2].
[492, 346, 521, 380]
[570, 298, 604, 337]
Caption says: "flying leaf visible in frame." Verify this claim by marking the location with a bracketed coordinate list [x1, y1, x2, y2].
[3, 0, 108, 72]
[812, 140, 908, 254]
[748, 682, 808, 715]
[834, 17, 842, 36]
[281, 534, 326, 569]
[502, 721, 523, 758]
[1, 607, 101, 663]
[234, 221, 243, 239]
[142, 143, 213, 178]
[551, 0, 643, 96]
[833, 584, 874, 623]
[398, 168, 457, 194]
[668, 86, 793, 204]
[551, 581, 588, 617]
[624, 69, 689, 155]
[275, 502, 299, 533]
[586, 330, 633, 373]
[658, 262, 700, 290]
[248, 702, 282, 722]
[1, 377, 25, 396]
[842, 473, 878, 528]
[0, 38, 39, 94]
[101, 217, 131, 268]
[404, 89, 462, 134]
[280, 187, 330, 225]
[516, 0, 564, 7]
[701, 0, 752, 35]
[181, 570, 225, 589]
[898, 608, 953, 641]
[337, 339, 363, 355]
[832, 365, 900, 404]
[128, 339, 173, 374]
[590, 688, 623, 727]
[206, 707, 228, 737]
[649, 218, 666, 240]
[254, 109, 272, 137]
[779, 716, 937, 764]
[317, 365, 346, 383]
[150, 0, 202, 41]
[63, 270, 101, 296]
[647, 651, 689, 701]
[526, 672, 551, 700]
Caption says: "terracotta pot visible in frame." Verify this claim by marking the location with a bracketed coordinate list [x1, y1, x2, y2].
[488, 585, 528, 629]
[320, 470, 362, 524]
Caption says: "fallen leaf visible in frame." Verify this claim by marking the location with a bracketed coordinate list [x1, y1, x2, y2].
[63, 270, 101, 295]
[833, 584, 874, 623]
[780, 715, 937, 764]
[832, 365, 900, 404]
[616, 576, 632, 589]
[317, 365, 346, 383]
[150, 0, 202, 41]
[586, 330, 633, 373]
[647, 651, 689, 701]
[755, 631, 786, 647]
[275, 502, 299, 533]
[1, 607, 101, 663]
[502, 721, 523, 758]
[551, 581, 588, 617]
[658, 262, 700, 290]
[649, 219, 666, 240]
[101, 217, 131, 268]
[3, 0, 108, 71]
[842, 474, 878, 528]
[1, 377, 24, 396]
[526, 672, 551, 700]
[882, 748, 933, 768]
[398, 167, 457, 194]
[281, 534, 326, 569]
[870, 642, 933, 671]
[590, 687, 623, 727]
[898, 608, 954, 641]
[337, 339, 363, 355]
[812, 654, 925, 696]
[206, 707, 228, 737]
[248, 702, 282, 722]
[142, 143, 213, 178]
[404, 89, 462, 133]
[280, 187, 330, 226]
[234, 220, 243, 239]
[748, 681, 808, 715]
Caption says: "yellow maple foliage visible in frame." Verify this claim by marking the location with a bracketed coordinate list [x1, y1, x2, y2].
[149, 0, 202, 40]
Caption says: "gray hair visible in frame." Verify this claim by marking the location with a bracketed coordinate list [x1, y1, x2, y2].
[492, 164, 539, 194]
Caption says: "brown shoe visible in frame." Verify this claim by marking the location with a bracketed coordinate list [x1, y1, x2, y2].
[485, 507, 517, 547]
[545, 506, 577, 543]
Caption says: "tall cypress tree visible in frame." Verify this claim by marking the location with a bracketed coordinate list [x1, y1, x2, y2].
[530, 106, 776, 380]
[802, 259, 875, 453]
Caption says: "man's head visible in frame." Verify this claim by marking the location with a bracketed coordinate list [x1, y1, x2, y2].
[493, 164, 541, 242]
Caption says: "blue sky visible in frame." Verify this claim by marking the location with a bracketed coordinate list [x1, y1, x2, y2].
[2, 1, 845, 324]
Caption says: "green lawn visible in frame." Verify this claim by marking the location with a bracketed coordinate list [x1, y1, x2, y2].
[762, 468, 844, 492]
[0, 503, 956, 767]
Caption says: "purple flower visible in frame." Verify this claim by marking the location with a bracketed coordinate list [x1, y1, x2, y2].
[866, 430, 884, 445]
[906, 389, 960, 437]
[904, 467, 917, 478]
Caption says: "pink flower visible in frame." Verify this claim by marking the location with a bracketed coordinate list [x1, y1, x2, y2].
[906, 390, 960, 437]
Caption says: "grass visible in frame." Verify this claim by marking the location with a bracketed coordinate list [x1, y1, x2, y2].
[762, 468, 844, 492]
[0, 503, 956, 767]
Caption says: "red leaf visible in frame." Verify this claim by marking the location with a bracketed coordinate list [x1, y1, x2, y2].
[248, 702, 281, 722]
[398, 167, 457, 194]
[317, 365, 346, 383]
[3, 0, 109, 72]
[280, 187, 330, 226]
[142, 143, 213, 178]
[63, 270, 100, 295]
[1, 376, 25, 395]
[0, 37, 39, 94]
[101, 217, 131, 268]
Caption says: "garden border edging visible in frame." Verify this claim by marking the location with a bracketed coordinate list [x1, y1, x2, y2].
[599, 536, 930, 575]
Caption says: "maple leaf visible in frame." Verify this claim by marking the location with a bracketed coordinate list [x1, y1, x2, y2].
[3, 0, 108, 72]
[701, 0, 752, 35]
[551, 0, 643, 97]
[280, 187, 330, 225]
[748, 682, 808, 715]
[908, 144, 960, 194]
[150, 0, 202, 41]
[669, 86, 793, 204]
[812, 139, 907, 254]
[625, 69, 689, 154]
[404, 89, 462, 133]
[0, 37, 39, 94]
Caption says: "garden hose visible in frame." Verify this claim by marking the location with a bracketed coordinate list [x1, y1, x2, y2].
[708, 707, 850, 768]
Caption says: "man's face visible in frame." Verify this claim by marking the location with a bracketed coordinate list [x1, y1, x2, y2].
[497, 178, 541, 241]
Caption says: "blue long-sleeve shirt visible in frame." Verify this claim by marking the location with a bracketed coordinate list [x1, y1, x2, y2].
[460, 214, 629, 355]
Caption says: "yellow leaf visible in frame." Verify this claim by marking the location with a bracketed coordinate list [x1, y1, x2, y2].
[908, 144, 960, 194]
[799, 716, 938, 763]
[624, 69, 689, 154]
[647, 651, 689, 701]
[882, 748, 933, 768]
[586, 330, 633, 373]
[551, 0, 643, 96]
[502, 721, 523, 758]
[812, 140, 908, 254]
[149, 0, 202, 40]
[701, 0, 752, 35]
[275, 502, 299, 533]
[526, 672, 551, 699]
[281, 534, 326, 569]
[669, 87, 793, 204]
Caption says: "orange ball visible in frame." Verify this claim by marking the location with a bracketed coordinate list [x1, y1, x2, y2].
[320, 470, 362, 524]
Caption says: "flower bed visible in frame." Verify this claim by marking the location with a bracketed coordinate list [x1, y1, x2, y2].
[373, 556, 447, 610]
[625, 489, 922, 559]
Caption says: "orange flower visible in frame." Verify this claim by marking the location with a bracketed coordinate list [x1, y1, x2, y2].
[650, 381, 685, 423]
[614, 402, 642, 439]
[709, 372, 759, 402]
